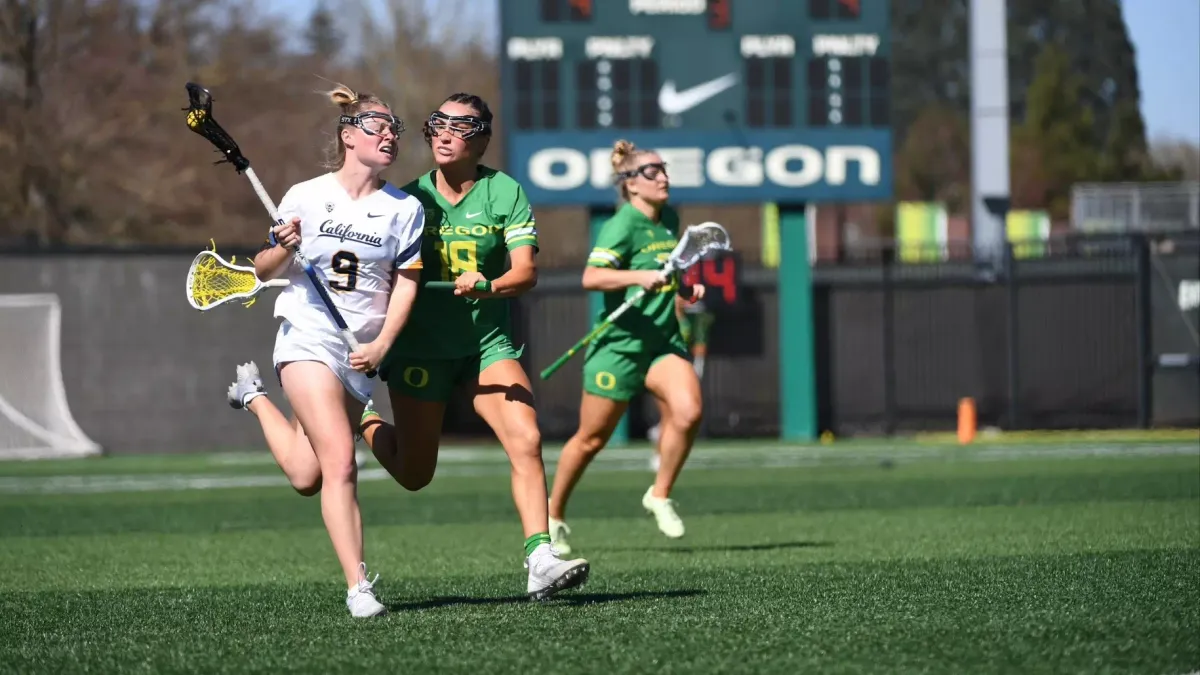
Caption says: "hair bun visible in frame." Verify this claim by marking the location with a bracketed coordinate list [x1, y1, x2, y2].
[325, 83, 358, 108]
[611, 139, 638, 172]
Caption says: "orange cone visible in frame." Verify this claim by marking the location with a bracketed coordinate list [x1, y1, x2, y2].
[957, 397, 977, 445]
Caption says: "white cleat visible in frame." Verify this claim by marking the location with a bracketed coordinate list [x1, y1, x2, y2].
[346, 563, 387, 618]
[548, 515, 573, 556]
[642, 486, 685, 539]
[525, 543, 589, 601]
[227, 361, 266, 410]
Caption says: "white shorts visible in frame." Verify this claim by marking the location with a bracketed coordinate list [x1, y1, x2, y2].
[272, 320, 373, 404]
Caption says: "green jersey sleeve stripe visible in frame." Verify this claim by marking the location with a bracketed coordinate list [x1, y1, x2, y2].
[587, 250, 621, 266]
[504, 227, 537, 242]
[590, 247, 623, 261]
[504, 220, 534, 231]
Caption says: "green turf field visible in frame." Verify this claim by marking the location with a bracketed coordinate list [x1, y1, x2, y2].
[1, 439, 1197, 674]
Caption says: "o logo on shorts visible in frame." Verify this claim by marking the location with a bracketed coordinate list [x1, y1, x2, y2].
[403, 367, 429, 388]
[594, 371, 616, 391]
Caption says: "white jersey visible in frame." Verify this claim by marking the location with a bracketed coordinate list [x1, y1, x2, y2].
[271, 173, 424, 343]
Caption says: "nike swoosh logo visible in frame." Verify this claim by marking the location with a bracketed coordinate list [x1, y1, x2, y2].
[465, 211, 483, 219]
[658, 73, 739, 115]
[367, 212, 385, 218]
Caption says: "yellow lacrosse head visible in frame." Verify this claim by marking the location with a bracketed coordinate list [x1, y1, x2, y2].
[186, 244, 283, 311]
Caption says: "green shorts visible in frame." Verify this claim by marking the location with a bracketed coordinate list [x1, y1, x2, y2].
[583, 341, 690, 402]
[380, 337, 524, 402]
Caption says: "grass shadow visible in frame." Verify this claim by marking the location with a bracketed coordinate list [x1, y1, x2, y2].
[389, 588, 705, 612]
[595, 541, 833, 554]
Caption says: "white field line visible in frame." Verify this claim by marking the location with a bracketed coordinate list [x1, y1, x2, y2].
[0, 442, 1195, 496]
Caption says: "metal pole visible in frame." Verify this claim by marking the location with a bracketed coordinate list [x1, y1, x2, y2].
[970, 0, 1011, 272]
[1134, 234, 1153, 428]
[1005, 242, 1020, 430]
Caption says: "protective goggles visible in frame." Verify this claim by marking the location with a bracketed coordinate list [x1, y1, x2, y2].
[425, 111, 490, 140]
[340, 111, 405, 137]
[615, 162, 668, 182]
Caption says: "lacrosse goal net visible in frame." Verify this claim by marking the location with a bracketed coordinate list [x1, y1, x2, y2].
[0, 294, 101, 459]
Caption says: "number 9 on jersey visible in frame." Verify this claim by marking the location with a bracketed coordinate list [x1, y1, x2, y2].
[330, 251, 359, 291]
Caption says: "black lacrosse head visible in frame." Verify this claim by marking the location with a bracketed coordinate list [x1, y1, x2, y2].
[184, 82, 250, 173]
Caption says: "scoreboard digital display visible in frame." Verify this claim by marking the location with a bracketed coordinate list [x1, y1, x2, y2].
[499, 0, 893, 205]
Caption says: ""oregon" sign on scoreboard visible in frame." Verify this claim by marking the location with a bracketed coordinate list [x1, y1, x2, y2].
[499, 0, 893, 205]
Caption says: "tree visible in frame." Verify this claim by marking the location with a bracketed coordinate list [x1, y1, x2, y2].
[889, 0, 1150, 167]
[1009, 126, 1051, 211]
[1016, 44, 1100, 219]
[0, 0, 503, 248]
[894, 103, 970, 214]
[305, 1, 340, 61]
[1149, 138, 1200, 181]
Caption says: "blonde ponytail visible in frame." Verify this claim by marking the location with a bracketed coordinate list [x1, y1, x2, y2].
[318, 79, 389, 170]
[611, 139, 643, 201]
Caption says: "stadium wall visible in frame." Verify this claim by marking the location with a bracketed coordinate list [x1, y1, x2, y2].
[0, 235, 1195, 454]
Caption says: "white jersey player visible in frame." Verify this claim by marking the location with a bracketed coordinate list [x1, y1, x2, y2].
[271, 172, 424, 403]
[223, 82, 422, 619]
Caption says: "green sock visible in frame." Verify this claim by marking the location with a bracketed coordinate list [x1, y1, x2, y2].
[524, 532, 551, 557]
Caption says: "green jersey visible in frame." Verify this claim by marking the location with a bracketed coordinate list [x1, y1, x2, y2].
[392, 166, 537, 359]
[586, 202, 682, 353]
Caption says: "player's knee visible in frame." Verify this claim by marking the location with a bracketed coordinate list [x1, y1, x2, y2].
[668, 397, 703, 432]
[506, 425, 542, 463]
[320, 450, 358, 485]
[292, 476, 322, 497]
[574, 432, 608, 457]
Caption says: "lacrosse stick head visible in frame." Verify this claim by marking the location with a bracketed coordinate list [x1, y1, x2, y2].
[184, 82, 250, 173]
[186, 247, 282, 311]
[667, 222, 733, 271]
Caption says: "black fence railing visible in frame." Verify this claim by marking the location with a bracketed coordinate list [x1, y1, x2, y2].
[0, 232, 1194, 453]
[483, 231, 1199, 441]
[814, 238, 1142, 435]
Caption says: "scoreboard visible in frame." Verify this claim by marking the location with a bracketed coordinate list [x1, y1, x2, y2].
[499, 0, 893, 206]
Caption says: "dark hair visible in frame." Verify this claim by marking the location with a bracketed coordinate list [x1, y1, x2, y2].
[422, 92, 494, 154]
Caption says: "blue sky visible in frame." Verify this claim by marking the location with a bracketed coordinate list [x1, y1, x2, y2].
[1121, 0, 1200, 142]
[260, 0, 1199, 143]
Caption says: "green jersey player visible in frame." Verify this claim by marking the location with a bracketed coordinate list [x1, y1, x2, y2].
[547, 139, 708, 556]
[359, 93, 589, 601]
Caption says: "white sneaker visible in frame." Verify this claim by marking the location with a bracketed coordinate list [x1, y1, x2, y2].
[548, 514, 573, 556]
[346, 563, 387, 618]
[525, 543, 589, 601]
[227, 362, 266, 410]
[642, 486, 685, 539]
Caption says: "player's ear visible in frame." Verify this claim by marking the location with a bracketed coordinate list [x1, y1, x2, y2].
[340, 126, 355, 147]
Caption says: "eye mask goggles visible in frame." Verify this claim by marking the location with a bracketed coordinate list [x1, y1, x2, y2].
[423, 111, 491, 141]
[615, 162, 668, 182]
[340, 111, 405, 137]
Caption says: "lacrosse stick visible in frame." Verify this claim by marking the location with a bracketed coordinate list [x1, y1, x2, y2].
[186, 245, 289, 311]
[540, 222, 732, 380]
[183, 82, 377, 378]
[423, 281, 492, 291]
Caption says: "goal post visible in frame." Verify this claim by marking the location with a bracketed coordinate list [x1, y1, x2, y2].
[0, 294, 102, 460]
